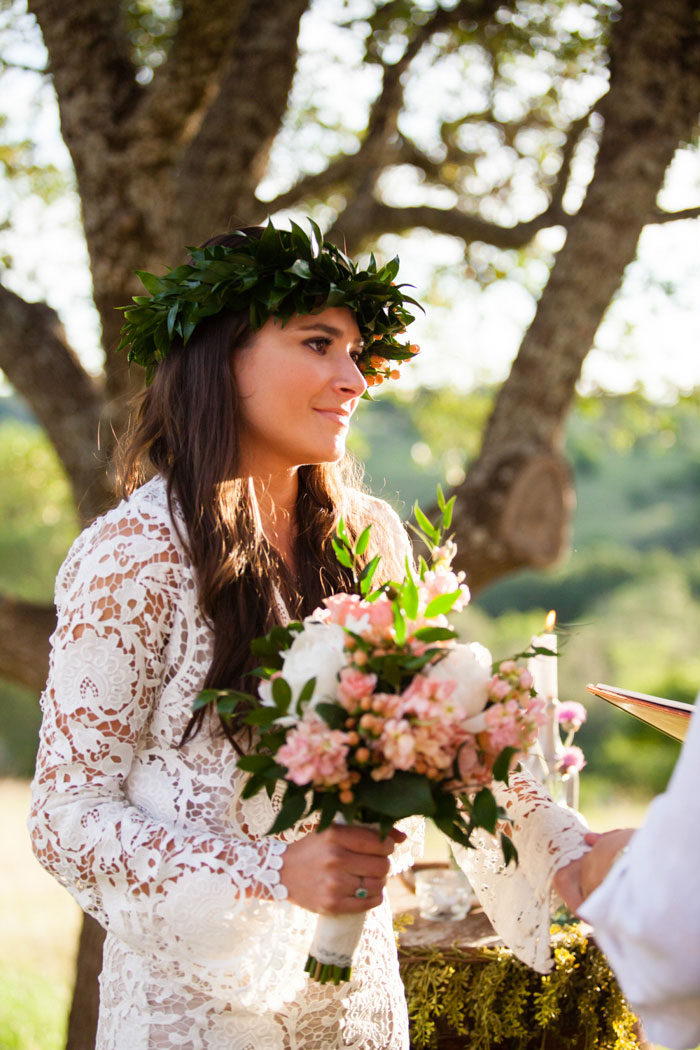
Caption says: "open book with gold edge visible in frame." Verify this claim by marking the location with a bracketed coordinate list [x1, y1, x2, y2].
[586, 683, 694, 743]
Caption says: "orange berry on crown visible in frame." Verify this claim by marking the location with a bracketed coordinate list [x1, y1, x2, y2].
[390, 369, 401, 380]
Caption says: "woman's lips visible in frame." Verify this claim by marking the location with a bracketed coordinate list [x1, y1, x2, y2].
[314, 408, 351, 427]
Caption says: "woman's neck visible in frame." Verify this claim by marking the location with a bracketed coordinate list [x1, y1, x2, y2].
[251, 470, 299, 575]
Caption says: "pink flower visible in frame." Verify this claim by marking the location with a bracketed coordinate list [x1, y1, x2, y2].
[411, 721, 456, 771]
[557, 745, 586, 773]
[337, 667, 378, 705]
[528, 694, 548, 727]
[557, 701, 587, 733]
[401, 674, 456, 719]
[277, 715, 350, 787]
[365, 597, 395, 631]
[419, 568, 471, 613]
[483, 704, 523, 754]
[322, 592, 395, 641]
[322, 593, 363, 627]
[430, 540, 457, 567]
[456, 740, 480, 782]
[518, 668, 533, 690]
[367, 691, 403, 719]
[425, 643, 492, 719]
[377, 718, 416, 771]
[489, 675, 511, 702]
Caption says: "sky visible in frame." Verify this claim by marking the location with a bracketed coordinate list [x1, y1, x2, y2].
[1, 0, 699, 402]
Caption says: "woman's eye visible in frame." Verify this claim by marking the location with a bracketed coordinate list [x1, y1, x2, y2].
[306, 337, 330, 354]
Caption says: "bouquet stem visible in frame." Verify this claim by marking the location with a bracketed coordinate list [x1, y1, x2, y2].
[305, 910, 367, 984]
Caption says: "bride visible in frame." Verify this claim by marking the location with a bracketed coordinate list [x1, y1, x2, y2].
[29, 222, 588, 1050]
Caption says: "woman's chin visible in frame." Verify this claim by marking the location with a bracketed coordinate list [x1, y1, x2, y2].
[296, 443, 346, 468]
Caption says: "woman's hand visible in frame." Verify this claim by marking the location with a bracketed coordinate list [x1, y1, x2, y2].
[280, 824, 406, 915]
[553, 828, 636, 912]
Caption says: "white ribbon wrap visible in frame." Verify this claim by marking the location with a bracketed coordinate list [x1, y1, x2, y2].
[308, 909, 368, 969]
[306, 815, 381, 974]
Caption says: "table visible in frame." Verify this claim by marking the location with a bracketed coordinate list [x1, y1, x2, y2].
[389, 873, 650, 1050]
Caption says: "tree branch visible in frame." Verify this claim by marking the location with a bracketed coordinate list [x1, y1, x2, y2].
[27, 0, 139, 151]
[264, 0, 503, 221]
[331, 197, 567, 252]
[178, 0, 310, 241]
[0, 286, 112, 520]
[0, 57, 47, 74]
[139, 0, 248, 148]
[451, 0, 700, 590]
[648, 204, 700, 223]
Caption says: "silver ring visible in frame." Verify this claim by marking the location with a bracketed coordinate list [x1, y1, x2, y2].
[355, 878, 368, 900]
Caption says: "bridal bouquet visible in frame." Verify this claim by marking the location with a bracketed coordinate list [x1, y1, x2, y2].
[196, 489, 546, 983]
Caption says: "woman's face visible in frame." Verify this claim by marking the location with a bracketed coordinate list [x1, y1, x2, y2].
[233, 306, 367, 474]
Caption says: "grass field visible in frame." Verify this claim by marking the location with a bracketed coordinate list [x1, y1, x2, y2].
[0, 779, 679, 1050]
[0, 780, 80, 1050]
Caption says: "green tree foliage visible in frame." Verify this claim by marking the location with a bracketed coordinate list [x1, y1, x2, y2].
[0, 417, 77, 775]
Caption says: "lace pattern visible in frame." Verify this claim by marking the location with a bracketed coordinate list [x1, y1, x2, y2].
[451, 768, 589, 973]
[29, 475, 587, 1047]
[29, 477, 414, 1049]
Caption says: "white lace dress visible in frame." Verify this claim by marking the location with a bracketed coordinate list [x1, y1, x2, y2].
[28, 476, 588, 1050]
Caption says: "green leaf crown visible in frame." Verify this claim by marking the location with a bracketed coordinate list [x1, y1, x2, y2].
[117, 218, 422, 385]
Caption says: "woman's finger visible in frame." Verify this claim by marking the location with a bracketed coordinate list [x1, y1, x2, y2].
[328, 824, 396, 856]
[341, 851, 391, 881]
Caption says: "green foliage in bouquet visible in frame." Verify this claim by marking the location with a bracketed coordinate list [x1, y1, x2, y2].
[195, 488, 546, 866]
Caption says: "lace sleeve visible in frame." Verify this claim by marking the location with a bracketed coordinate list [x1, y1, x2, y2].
[28, 500, 288, 963]
[451, 767, 589, 973]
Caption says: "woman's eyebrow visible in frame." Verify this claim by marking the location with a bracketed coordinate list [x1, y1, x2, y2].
[297, 322, 363, 346]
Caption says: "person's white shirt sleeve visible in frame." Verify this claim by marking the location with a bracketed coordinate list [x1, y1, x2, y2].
[579, 710, 700, 1050]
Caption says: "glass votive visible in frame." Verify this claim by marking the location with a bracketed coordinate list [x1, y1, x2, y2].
[414, 867, 474, 922]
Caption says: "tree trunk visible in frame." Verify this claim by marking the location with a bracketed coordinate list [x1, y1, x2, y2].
[0, 287, 110, 520]
[0, 596, 54, 691]
[65, 916, 106, 1050]
[452, 0, 700, 592]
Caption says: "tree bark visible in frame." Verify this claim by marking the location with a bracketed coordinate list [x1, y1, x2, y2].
[178, 0, 310, 241]
[452, 0, 700, 592]
[0, 286, 110, 519]
[65, 916, 106, 1050]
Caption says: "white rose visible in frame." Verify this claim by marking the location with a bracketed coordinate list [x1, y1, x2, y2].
[425, 641, 492, 721]
[258, 620, 347, 716]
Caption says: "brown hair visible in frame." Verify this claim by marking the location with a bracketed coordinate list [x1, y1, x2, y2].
[117, 229, 404, 746]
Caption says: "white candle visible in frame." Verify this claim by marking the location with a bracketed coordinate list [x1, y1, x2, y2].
[529, 612, 560, 775]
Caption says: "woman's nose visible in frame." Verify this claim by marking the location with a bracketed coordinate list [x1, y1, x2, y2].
[333, 356, 367, 398]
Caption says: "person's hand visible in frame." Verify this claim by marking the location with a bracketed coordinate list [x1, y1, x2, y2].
[280, 824, 407, 915]
[553, 828, 636, 913]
